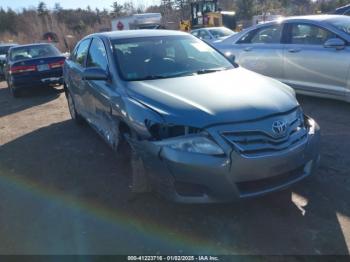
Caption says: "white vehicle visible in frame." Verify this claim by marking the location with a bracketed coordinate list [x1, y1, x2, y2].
[111, 13, 162, 31]
[252, 14, 283, 25]
[191, 27, 236, 44]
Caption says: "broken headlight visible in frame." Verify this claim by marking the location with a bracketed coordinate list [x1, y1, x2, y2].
[155, 135, 224, 155]
[304, 115, 316, 135]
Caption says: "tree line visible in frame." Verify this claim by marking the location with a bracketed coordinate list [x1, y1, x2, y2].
[0, 0, 349, 50]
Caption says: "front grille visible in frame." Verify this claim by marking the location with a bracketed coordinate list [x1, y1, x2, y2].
[222, 110, 308, 157]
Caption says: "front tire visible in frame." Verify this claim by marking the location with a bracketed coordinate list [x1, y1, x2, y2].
[118, 133, 152, 197]
[66, 91, 84, 124]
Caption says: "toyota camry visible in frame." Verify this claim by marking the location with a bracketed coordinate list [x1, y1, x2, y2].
[63, 30, 320, 203]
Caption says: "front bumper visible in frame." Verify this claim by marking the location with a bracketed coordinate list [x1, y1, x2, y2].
[133, 117, 320, 203]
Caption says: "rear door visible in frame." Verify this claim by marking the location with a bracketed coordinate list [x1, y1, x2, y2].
[65, 38, 91, 117]
[232, 23, 285, 81]
[85, 37, 117, 147]
[283, 22, 349, 97]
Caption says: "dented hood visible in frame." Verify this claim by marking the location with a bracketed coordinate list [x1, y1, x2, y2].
[126, 68, 298, 128]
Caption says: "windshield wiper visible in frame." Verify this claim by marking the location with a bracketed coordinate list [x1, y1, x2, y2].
[196, 67, 227, 75]
[137, 75, 169, 80]
[135, 71, 195, 81]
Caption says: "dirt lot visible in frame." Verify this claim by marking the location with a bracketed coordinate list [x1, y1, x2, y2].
[0, 81, 349, 255]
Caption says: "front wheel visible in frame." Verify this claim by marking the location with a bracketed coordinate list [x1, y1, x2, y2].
[117, 134, 152, 198]
[66, 91, 84, 124]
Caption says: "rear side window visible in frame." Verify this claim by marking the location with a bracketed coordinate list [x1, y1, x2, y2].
[74, 39, 91, 67]
[86, 38, 108, 71]
[238, 24, 282, 44]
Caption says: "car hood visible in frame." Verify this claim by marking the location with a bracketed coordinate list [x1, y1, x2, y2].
[126, 68, 298, 128]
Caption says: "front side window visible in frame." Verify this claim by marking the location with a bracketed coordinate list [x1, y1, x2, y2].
[112, 35, 234, 81]
[238, 24, 282, 44]
[289, 23, 335, 45]
[326, 16, 350, 35]
[75, 39, 91, 67]
[199, 30, 212, 40]
[87, 38, 108, 71]
[10, 44, 60, 61]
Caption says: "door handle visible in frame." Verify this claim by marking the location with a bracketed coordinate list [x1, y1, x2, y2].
[288, 48, 301, 53]
[244, 47, 252, 52]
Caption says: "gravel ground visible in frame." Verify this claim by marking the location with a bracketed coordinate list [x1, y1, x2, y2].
[0, 81, 349, 255]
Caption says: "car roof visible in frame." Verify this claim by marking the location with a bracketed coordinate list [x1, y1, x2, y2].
[0, 43, 17, 47]
[282, 14, 346, 22]
[10, 43, 54, 49]
[335, 4, 350, 13]
[192, 27, 230, 32]
[251, 15, 347, 29]
[90, 30, 189, 40]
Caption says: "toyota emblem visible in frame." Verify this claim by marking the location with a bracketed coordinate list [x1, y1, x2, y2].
[272, 120, 288, 137]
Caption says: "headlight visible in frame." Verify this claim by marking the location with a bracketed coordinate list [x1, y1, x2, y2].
[306, 117, 316, 135]
[156, 135, 224, 155]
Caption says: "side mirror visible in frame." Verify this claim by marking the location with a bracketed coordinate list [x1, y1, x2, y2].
[224, 52, 236, 64]
[324, 38, 346, 50]
[83, 67, 109, 81]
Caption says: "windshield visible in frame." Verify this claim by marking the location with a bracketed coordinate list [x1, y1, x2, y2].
[112, 35, 234, 81]
[209, 28, 234, 38]
[10, 44, 61, 61]
[326, 17, 350, 35]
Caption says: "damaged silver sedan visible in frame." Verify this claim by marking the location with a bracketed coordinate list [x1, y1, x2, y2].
[63, 30, 320, 203]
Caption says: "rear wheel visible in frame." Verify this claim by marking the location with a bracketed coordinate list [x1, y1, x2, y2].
[8, 80, 20, 98]
[66, 91, 84, 124]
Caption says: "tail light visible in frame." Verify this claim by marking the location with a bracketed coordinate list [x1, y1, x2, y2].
[49, 60, 65, 69]
[10, 65, 37, 74]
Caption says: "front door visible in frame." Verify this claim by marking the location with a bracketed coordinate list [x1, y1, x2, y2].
[85, 37, 118, 147]
[283, 22, 350, 97]
[234, 23, 285, 81]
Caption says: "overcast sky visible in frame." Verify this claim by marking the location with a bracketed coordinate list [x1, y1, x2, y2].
[0, 0, 161, 11]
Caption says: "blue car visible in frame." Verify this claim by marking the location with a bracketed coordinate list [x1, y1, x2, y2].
[6, 43, 65, 97]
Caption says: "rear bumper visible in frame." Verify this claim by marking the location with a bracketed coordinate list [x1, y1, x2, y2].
[10, 69, 63, 88]
[133, 119, 320, 203]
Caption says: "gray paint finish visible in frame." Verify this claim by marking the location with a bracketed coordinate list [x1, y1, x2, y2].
[214, 15, 350, 102]
[64, 30, 320, 203]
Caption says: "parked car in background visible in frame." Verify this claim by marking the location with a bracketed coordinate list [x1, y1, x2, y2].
[214, 15, 350, 102]
[64, 30, 320, 203]
[334, 4, 350, 16]
[6, 43, 65, 97]
[191, 27, 236, 44]
[0, 43, 17, 80]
